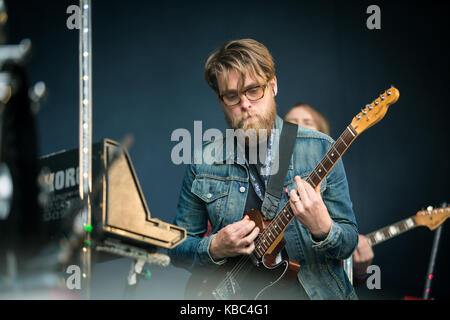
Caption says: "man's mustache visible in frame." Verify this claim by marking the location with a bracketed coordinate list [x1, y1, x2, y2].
[237, 112, 259, 127]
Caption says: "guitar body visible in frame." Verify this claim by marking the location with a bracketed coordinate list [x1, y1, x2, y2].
[185, 209, 300, 300]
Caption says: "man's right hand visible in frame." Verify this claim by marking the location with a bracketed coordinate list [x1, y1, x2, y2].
[209, 215, 260, 260]
[353, 234, 375, 276]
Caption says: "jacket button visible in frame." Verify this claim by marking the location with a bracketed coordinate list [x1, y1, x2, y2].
[206, 193, 212, 199]
[239, 186, 246, 193]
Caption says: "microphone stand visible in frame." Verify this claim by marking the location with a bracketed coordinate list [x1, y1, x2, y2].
[422, 202, 446, 299]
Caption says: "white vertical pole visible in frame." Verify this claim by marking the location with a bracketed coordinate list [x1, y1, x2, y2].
[79, 0, 92, 299]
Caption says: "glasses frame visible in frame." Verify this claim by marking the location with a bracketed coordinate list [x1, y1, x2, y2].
[219, 83, 268, 107]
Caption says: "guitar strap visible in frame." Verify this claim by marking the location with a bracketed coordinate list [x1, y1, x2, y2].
[260, 121, 298, 220]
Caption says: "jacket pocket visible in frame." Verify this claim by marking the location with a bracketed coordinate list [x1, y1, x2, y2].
[191, 176, 230, 202]
[191, 176, 230, 229]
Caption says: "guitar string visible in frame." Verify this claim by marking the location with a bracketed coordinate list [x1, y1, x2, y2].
[216, 223, 282, 293]
[216, 223, 279, 294]
[216, 194, 297, 294]
[215, 254, 251, 294]
[216, 213, 291, 295]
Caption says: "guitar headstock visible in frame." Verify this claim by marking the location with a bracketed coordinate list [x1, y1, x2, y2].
[414, 206, 450, 230]
[350, 87, 400, 135]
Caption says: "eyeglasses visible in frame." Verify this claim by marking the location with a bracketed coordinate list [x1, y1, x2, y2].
[219, 84, 268, 107]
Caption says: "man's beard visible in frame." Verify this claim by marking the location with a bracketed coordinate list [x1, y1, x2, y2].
[224, 99, 277, 145]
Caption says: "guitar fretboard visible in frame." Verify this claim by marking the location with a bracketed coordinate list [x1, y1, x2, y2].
[254, 126, 358, 258]
[366, 217, 418, 246]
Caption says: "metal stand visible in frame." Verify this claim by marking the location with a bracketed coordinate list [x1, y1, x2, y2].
[95, 239, 170, 299]
[124, 259, 147, 298]
[422, 203, 446, 299]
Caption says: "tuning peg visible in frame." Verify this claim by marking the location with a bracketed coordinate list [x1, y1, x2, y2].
[361, 108, 367, 115]
[366, 104, 373, 110]
[29, 81, 47, 114]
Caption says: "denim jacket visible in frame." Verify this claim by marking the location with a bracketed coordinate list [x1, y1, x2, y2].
[169, 115, 359, 300]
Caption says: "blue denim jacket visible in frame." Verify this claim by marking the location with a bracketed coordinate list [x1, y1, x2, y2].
[170, 115, 359, 300]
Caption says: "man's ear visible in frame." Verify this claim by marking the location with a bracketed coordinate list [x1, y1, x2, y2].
[270, 76, 278, 96]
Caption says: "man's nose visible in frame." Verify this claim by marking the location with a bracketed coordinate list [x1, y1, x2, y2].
[239, 94, 253, 110]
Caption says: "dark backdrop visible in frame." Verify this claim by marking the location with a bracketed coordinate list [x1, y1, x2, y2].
[5, 0, 449, 299]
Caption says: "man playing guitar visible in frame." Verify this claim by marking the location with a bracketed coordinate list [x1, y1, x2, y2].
[169, 39, 359, 300]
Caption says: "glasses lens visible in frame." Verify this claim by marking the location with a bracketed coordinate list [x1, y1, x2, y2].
[222, 93, 240, 106]
[246, 86, 264, 101]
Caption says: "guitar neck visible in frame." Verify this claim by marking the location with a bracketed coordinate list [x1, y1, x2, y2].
[365, 216, 418, 246]
[306, 126, 358, 188]
[254, 125, 358, 258]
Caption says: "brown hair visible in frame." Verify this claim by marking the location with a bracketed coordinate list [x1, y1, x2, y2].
[204, 39, 275, 93]
[289, 102, 330, 135]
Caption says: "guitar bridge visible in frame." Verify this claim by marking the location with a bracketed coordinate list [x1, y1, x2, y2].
[212, 272, 241, 300]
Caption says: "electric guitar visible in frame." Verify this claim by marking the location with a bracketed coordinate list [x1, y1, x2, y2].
[365, 206, 450, 247]
[185, 87, 400, 300]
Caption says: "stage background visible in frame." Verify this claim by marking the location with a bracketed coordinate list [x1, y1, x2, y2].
[5, 0, 449, 299]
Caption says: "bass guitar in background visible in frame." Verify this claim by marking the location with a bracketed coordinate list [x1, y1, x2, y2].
[365, 205, 449, 247]
[361, 204, 449, 300]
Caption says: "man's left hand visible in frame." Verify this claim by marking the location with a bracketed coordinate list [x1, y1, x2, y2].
[289, 175, 332, 240]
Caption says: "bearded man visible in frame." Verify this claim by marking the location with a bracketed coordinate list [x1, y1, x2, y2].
[169, 39, 358, 300]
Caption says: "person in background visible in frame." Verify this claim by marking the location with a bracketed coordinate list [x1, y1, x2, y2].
[284, 102, 374, 284]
